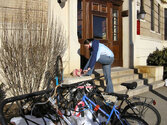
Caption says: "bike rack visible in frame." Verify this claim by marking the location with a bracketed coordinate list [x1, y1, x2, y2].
[0, 89, 52, 125]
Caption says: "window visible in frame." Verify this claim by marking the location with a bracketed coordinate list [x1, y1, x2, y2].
[150, 0, 154, 31]
[77, 0, 83, 39]
[113, 9, 118, 41]
[158, 4, 160, 33]
[93, 16, 107, 39]
[165, 9, 167, 40]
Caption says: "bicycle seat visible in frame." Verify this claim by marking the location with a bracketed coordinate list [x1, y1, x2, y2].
[105, 92, 129, 100]
[121, 82, 137, 90]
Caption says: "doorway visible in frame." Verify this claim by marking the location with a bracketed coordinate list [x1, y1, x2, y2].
[78, 0, 123, 69]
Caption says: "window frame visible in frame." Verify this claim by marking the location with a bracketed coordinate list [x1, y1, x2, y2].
[112, 8, 119, 41]
[92, 15, 108, 40]
[150, 0, 154, 31]
[165, 8, 167, 40]
[158, 4, 160, 33]
[77, 0, 83, 39]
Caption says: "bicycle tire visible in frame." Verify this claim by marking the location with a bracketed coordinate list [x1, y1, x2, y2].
[46, 78, 56, 90]
[122, 102, 161, 125]
[54, 55, 63, 83]
[114, 115, 148, 125]
[46, 55, 63, 90]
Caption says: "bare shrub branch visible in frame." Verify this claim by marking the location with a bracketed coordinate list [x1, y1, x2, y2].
[0, 1, 67, 96]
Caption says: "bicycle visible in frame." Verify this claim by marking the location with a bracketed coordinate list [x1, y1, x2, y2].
[117, 82, 161, 125]
[73, 92, 148, 125]
[39, 76, 103, 124]
[37, 78, 98, 125]
[27, 84, 76, 125]
[56, 76, 101, 115]
[90, 81, 161, 125]
[43, 80, 98, 125]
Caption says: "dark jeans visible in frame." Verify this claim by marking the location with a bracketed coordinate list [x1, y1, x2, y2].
[84, 55, 114, 93]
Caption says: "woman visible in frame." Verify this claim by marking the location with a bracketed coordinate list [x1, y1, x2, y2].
[83, 38, 114, 93]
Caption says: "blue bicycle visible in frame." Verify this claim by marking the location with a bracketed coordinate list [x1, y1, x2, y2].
[74, 93, 148, 125]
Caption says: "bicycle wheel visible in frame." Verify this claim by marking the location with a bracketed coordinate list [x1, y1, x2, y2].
[115, 115, 148, 125]
[46, 78, 56, 90]
[46, 55, 63, 90]
[54, 55, 63, 83]
[122, 102, 161, 125]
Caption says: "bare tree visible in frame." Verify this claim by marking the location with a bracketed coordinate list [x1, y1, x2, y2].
[0, 1, 67, 97]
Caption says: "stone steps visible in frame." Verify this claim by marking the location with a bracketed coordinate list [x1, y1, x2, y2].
[94, 68, 141, 92]
[94, 67, 165, 97]
[94, 74, 139, 85]
[112, 74, 139, 84]
[94, 67, 134, 78]
[94, 67, 138, 85]
[126, 85, 150, 97]
[95, 78, 144, 92]
[117, 80, 165, 97]
[113, 79, 144, 92]
[148, 80, 165, 90]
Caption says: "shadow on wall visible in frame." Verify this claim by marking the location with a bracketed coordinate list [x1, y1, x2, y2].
[77, 48, 89, 70]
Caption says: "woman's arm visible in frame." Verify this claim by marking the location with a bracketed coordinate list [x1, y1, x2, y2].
[88, 40, 99, 69]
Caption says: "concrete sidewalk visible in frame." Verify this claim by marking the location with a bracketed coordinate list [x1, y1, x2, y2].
[138, 86, 167, 125]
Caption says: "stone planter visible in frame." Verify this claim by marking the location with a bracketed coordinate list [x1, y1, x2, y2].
[135, 66, 164, 81]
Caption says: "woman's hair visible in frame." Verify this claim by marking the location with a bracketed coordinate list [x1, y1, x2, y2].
[84, 38, 94, 44]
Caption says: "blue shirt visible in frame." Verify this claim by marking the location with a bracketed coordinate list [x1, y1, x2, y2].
[88, 40, 114, 69]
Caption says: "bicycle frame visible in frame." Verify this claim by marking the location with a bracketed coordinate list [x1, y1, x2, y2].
[81, 94, 123, 125]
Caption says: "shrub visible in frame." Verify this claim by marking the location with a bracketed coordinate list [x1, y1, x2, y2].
[147, 48, 167, 79]
[0, 2, 67, 96]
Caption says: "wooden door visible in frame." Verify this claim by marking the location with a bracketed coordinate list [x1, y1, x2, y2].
[78, 0, 123, 69]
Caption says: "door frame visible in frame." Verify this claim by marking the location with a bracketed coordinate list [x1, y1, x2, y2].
[78, 0, 123, 69]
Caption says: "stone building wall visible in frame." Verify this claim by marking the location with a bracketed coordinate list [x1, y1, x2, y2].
[140, 0, 164, 40]
[134, 0, 166, 66]
[0, 0, 48, 27]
